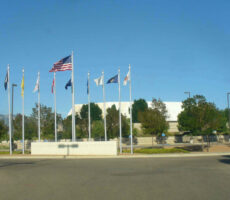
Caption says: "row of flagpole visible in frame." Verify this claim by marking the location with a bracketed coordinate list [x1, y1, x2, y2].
[5, 65, 25, 154]
[49, 54, 133, 153]
[4, 52, 133, 155]
[92, 65, 132, 153]
[51, 52, 76, 142]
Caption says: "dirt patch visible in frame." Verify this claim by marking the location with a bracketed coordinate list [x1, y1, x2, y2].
[164, 144, 230, 153]
[204, 144, 230, 152]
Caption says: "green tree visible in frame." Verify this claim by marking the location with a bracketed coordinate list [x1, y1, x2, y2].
[0, 120, 8, 141]
[178, 95, 227, 135]
[80, 103, 102, 121]
[223, 108, 230, 131]
[25, 116, 37, 140]
[152, 98, 168, 118]
[12, 114, 37, 140]
[138, 98, 169, 136]
[106, 105, 129, 139]
[62, 116, 72, 139]
[12, 114, 22, 140]
[62, 114, 80, 139]
[31, 104, 62, 140]
[91, 120, 104, 139]
[78, 118, 88, 138]
[132, 99, 148, 123]
[78, 103, 103, 138]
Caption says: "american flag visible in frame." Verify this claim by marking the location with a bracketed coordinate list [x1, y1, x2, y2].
[49, 55, 72, 72]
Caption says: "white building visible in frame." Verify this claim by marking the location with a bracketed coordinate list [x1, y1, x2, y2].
[68, 102, 183, 132]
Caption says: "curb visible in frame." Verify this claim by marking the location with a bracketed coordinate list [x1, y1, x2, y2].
[0, 152, 230, 159]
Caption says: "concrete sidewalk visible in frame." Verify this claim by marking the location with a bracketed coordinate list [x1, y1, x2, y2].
[0, 152, 230, 159]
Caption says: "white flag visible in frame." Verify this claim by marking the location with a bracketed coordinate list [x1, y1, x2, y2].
[94, 76, 103, 86]
[33, 74, 40, 93]
[123, 70, 130, 86]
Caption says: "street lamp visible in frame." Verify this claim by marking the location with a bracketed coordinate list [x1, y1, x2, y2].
[184, 91, 191, 98]
[11, 83, 17, 141]
[227, 93, 230, 129]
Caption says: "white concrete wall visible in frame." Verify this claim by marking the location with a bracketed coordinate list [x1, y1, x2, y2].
[31, 141, 118, 156]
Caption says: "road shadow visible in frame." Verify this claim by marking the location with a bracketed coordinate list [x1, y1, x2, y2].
[219, 155, 230, 165]
[175, 145, 204, 152]
[0, 161, 35, 168]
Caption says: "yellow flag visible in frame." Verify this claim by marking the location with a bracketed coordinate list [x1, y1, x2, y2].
[21, 75, 24, 97]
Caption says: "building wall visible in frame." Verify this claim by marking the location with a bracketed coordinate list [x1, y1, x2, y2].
[134, 122, 179, 134]
[168, 121, 179, 133]
[68, 101, 183, 122]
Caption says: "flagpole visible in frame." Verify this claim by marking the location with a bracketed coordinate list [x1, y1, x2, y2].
[54, 72, 57, 142]
[22, 69, 25, 154]
[38, 71, 41, 142]
[102, 71, 107, 141]
[129, 64, 133, 154]
[7, 65, 12, 155]
[88, 72, 91, 140]
[71, 51, 76, 142]
[118, 68, 122, 154]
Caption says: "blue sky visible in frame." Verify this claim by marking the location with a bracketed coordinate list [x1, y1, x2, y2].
[1, 0, 230, 117]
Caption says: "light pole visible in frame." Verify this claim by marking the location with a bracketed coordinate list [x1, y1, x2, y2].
[184, 91, 191, 98]
[11, 84, 17, 145]
[227, 93, 230, 129]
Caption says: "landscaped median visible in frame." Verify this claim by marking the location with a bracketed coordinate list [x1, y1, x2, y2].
[2, 145, 230, 156]
[0, 150, 30, 155]
[122, 148, 189, 154]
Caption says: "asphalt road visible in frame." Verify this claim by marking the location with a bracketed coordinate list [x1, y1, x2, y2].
[0, 156, 230, 200]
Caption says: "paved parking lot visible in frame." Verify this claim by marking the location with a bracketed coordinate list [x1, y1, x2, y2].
[0, 156, 230, 200]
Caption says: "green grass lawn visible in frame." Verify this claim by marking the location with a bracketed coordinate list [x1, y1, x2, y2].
[0, 151, 30, 155]
[123, 148, 189, 154]
[0, 148, 189, 155]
